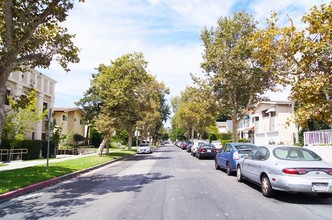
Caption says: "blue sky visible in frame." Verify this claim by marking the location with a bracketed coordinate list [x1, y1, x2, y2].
[40, 0, 325, 108]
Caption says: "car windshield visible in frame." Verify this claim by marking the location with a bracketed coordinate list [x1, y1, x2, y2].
[273, 147, 322, 161]
[235, 144, 256, 150]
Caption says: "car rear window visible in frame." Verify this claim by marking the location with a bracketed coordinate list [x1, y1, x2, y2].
[273, 147, 322, 161]
[235, 145, 256, 150]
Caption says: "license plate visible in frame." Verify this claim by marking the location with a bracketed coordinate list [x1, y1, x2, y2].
[207, 150, 211, 152]
[312, 183, 328, 192]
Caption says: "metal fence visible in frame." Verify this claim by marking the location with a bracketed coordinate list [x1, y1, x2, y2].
[0, 148, 28, 162]
[304, 129, 332, 146]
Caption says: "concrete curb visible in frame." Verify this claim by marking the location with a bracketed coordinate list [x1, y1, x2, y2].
[0, 154, 133, 203]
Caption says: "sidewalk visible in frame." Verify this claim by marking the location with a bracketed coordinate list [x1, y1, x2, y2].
[0, 154, 96, 172]
[0, 153, 133, 203]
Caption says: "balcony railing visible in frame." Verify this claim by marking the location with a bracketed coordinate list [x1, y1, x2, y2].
[304, 129, 332, 146]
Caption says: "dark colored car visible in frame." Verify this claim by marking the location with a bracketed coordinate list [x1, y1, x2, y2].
[186, 144, 193, 153]
[215, 143, 257, 175]
[181, 140, 192, 150]
[196, 143, 218, 159]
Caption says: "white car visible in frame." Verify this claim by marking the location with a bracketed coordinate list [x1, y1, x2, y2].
[211, 140, 222, 150]
[137, 143, 152, 154]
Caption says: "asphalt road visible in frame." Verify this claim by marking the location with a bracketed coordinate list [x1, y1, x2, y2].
[0, 145, 331, 220]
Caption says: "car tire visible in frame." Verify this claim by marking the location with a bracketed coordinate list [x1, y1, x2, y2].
[236, 166, 243, 182]
[197, 154, 201, 159]
[226, 163, 232, 176]
[215, 160, 221, 170]
[261, 175, 275, 197]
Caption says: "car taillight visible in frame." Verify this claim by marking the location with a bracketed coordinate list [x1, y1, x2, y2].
[200, 148, 206, 152]
[233, 151, 239, 160]
[212, 148, 217, 152]
[326, 169, 332, 175]
[282, 168, 299, 174]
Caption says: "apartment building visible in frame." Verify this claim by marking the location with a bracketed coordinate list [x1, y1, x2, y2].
[5, 69, 56, 141]
[238, 101, 298, 146]
[53, 107, 86, 144]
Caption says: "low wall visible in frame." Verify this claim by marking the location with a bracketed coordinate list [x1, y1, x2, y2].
[304, 146, 332, 163]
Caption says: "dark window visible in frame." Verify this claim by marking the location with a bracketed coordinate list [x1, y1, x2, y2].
[62, 115, 67, 121]
[43, 102, 48, 112]
[5, 89, 11, 105]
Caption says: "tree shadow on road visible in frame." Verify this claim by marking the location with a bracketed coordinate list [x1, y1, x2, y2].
[0, 172, 173, 219]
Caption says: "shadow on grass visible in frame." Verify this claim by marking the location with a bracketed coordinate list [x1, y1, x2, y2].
[0, 166, 78, 194]
[0, 172, 173, 219]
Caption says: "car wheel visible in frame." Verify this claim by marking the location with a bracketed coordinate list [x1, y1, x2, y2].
[261, 175, 275, 197]
[236, 166, 243, 182]
[226, 163, 232, 176]
[215, 160, 220, 170]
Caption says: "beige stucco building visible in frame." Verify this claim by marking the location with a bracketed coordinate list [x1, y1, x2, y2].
[238, 101, 298, 146]
[53, 107, 86, 144]
[6, 69, 56, 140]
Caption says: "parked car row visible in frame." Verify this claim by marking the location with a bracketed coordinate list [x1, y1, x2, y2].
[176, 141, 332, 198]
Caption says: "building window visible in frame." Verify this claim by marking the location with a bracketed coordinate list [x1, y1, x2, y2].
[62, 115, 67, 121]
[270, 111, 276, 117]
[5, 89, 11, 105]
[43, 102, 48, 112]
[80, 119, 84, 125]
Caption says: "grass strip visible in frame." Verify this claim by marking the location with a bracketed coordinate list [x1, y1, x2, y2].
[0, 150, 135, 194]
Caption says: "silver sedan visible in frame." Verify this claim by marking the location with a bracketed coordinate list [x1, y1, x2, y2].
[236, 145, 332, 198]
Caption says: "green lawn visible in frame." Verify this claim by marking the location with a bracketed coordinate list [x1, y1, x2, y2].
[0, 150, 136, 195]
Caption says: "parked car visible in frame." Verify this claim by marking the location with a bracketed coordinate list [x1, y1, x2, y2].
[196, 143, 218, 159]
[181, 140, 192, 150]
[191, 141, 207, 157]
[137, 143, 152, 154]
[186, 143, 193, 153]
[211, 140, 222, 150]
[215, 143, 257, 175]
[236, 145, 332, 198]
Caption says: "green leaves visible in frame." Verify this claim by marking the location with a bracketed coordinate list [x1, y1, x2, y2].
[254, 2, 332, 128]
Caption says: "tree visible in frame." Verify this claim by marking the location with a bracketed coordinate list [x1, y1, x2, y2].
[80, 52, 168, 154]
[171, 86, 216, 141]
[0, 0, 82, 144]
[252, 3, 332, 128]
[3, 88, 47, 158]
[200, 11, 277, 142]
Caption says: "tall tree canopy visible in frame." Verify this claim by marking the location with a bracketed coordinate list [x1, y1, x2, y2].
[200, 11, 275, 142]
[0, 0, 82, 143]
[171, 85, 216, 141]
[78, 52, 170, 154]
[252, 2, 332, 128]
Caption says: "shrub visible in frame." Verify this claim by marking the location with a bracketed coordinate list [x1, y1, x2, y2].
[21, 140, 42, 160]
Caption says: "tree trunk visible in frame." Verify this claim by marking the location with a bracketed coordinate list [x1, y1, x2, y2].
[127, 125, 133, 151]
[191, 126, 195, 142]
[97, 132, 111, 156]
[0, 72, 8, 146]
[232, 117, 239, 143]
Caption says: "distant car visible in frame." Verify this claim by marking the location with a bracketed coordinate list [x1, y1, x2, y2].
[191, 141, 207, 157]
[215, 143, 257, 175]
[211, 140, 222, 150]
[186, 143, 193, 153]
[181, 140, 192, 150]
[196, 143, 218, 159]
[137, 143, 152, 154]
[236, 145, 332, 198]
